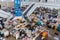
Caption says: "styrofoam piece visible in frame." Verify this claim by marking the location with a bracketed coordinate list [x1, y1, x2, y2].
[15, 31, 19, 40]
[12, 21, 17, 26]
[26, 30, 31, 37]
[0, 9, 13, 21]
[1, 29, 9, 37]
[10, 30, 19, 39]
[54, 36, 59, 40]
[4, 31, 9, 37]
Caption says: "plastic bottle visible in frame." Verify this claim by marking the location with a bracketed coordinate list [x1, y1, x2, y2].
[54, 33, 59, 40]
[54, 36, 59, 40]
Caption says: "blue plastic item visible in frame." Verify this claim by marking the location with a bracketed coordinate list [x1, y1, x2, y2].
[14, 0, 22, 16]
[57, 24, 60, 31]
